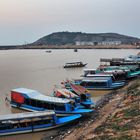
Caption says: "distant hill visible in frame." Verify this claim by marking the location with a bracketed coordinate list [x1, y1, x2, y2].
[32, 32, 140, 46]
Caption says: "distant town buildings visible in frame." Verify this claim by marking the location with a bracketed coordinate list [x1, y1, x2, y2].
[75, 41, 122, 46]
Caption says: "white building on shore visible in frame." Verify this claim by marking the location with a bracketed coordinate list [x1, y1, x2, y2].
[75, 41, 121, 46]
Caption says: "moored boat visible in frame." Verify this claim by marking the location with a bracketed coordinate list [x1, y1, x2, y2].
[99, 65, 140, 79]
[74, 49, 78, 52]
[125, 54, 140, 62]
[63, 62, 87, 68]
[10, 88, 93, 116]
[83, 65, 140, 81]
[45, 50, 52, 53]
[65, 83, 94, 107]
[83, 68, 126, 82]
[79, 77, 125, 90]
[0, 111, 81, 136]
[53, 88, 94, 108]
[65, 75, 125, 90]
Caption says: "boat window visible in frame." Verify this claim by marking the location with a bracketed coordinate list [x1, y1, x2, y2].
[43, 102, 66, 111]
[80, 94, 86, 101]
[24, 98, 66, 111]
[96, 82, 107, 86]
[25, 99, 30, 105]
[85, 82, 107, 87]
[0, 117, 55, 131]
[30, 99, 37, 107]
[37, 100, 43, 108]
[88, 82, 94, 86]
[0, 122, 14, 130]
[53, 104, 66, 111]
[33, 119, 52, 125]
[90, 71, 95, 74]
[44, 102, 52, 109]
[80, 81, 87, 87]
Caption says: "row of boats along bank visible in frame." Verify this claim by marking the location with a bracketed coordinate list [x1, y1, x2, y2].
[1, 53, 140, 136]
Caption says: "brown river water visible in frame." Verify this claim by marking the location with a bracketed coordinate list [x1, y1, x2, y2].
[0, 49, 139, 140]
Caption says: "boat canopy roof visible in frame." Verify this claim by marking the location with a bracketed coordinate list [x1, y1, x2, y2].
[104, 65, 138, 70]
[83, 69, 96, 71]
[104, 70, 125, 73]
[56, 89, 78, 98]
[0, 111, 55, 121]
[70, 83, 89, 95]
[83, 77, 110, 82]
[86, 74, 113, 77]
[65, 62, 83, 64]
[11, 88, 70, 104]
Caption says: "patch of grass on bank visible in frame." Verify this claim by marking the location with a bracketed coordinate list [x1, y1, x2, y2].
[127, 81, 140, 91]
[91, 81, 140, 140]
[123, 104, 140, 117]
[94, 124, 106, 134]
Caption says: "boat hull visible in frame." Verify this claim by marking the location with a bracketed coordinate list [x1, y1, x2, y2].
[64, 64, 87, 68]
[11, 103, 93, 116]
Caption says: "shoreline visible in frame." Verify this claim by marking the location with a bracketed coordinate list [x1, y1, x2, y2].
[0, 45, 140, 50]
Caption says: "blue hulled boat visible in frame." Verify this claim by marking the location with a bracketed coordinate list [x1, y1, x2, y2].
[0, 111, 81, 136]
[10, 88, 93, 116]
[65, 75, 125, 90]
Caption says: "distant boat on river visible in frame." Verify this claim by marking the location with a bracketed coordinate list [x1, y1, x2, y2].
[74, 49, 78, 52]
[63, 62, 87, 68]
[45, 50, 52, 53]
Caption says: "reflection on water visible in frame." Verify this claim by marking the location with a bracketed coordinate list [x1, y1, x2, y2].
[0, 49, 138, 140]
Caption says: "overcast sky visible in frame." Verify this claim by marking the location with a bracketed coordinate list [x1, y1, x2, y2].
[0, 0, 140, 45]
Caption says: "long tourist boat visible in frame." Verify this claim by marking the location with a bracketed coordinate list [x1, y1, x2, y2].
[83, 69, 127, 82]
[99, 65, 140, 79]
[0, 111, 81, 136]
[10, 88, 93, 116]
[64, 74, 125, 90]
[83, 65, 140, 80]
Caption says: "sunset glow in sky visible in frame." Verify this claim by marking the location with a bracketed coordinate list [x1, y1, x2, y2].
[0, 0, 140, 45]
